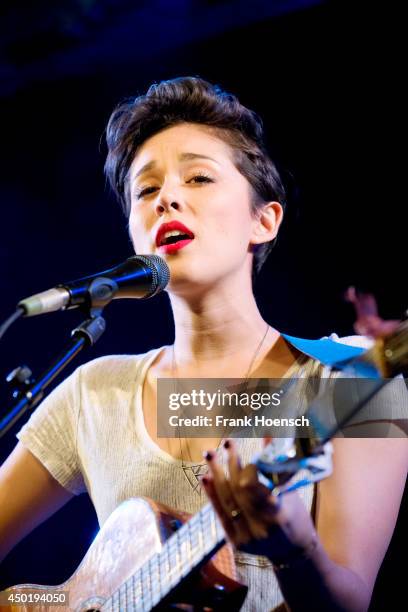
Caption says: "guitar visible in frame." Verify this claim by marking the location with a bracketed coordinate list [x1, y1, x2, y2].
[1, 496, 247, 612]
[2, 307, 407, 612]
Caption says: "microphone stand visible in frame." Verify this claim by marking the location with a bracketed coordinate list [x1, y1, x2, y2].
[0, 277, 115, 439]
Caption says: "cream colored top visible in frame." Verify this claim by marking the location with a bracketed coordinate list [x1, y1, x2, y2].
[16, 334, 406, 611]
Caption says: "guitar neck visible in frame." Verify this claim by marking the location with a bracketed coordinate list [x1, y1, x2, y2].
[102, 502, 225, 611]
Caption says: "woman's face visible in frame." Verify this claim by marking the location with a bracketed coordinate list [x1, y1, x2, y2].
[128, 123, 278, 293]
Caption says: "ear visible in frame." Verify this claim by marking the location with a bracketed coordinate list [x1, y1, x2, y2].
[250, 201, 284, 246]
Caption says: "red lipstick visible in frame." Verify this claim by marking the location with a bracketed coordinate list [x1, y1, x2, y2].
[159, 239, 193, 254]
[155, 220, 195, 254]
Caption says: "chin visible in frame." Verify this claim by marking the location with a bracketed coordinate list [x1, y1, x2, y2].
[167, 270, 230, 300]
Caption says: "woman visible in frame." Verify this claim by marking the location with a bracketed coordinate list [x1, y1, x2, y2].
[0, 76, 407, 611]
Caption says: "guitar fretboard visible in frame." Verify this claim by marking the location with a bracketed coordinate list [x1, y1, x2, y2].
[102, 502, 225, 612]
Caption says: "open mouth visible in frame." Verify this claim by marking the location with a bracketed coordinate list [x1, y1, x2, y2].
[159, 230, 193, 246]
[158, 234, 194, 254]
[156, 222, 195, 253]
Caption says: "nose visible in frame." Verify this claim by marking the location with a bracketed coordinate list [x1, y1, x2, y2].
[155, 199, 180, 215]
[154, 180, 183, 216]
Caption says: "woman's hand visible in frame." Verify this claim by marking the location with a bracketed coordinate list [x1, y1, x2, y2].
[202, 439, 318, 561]
[345, 286, 401, 338]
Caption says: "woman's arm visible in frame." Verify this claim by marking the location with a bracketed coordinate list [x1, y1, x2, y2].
[315, 437, 408, 606]
[0, 442, 74, 563]
[203, 437, 408, 612]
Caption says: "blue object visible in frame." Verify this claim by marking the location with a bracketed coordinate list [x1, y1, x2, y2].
[281, 333, 367, 369]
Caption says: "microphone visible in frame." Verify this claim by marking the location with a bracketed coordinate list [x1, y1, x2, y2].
[17, 255, 170, 317]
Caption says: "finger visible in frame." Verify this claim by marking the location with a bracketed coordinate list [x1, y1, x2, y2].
[204, 450, 252, 545]
[233, 465, 281, 539]
[214, 444, 278, 542]
[204, 449, 239, 518]
[201, 475, 237, 542]
[204, 449, 236, 516]
[222, 442, 279, 535]
[223, 443, 270, 541]
[223, 439, 242, 485]
[202, 475, 253, 546]
[237, 465, 280, 515]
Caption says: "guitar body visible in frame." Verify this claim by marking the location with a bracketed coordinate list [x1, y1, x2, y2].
[0, 497, 247, 612]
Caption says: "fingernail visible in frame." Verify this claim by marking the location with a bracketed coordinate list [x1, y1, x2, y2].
[223, 440, 231, 449]
[204, 451, 213, 461]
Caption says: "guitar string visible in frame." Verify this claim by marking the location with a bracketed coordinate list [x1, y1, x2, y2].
[116, 505, 221, 608]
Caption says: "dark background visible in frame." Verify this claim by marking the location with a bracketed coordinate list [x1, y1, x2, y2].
[0, 1, 406, 609]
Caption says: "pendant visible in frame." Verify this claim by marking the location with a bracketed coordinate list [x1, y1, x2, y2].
[181, 463, 209, 495]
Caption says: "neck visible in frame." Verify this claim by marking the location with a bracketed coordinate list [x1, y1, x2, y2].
[168, 272, 277, 369]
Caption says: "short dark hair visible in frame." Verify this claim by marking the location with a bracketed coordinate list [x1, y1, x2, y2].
[105, 76, 286, 273]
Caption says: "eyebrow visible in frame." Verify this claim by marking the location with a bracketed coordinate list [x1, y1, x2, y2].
[133, 152, 219, 180]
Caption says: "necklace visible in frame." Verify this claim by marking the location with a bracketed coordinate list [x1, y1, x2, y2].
[171, 322, 270, 495]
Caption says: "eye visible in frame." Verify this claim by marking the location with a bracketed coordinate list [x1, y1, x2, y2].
[187, 173, 214, 185]
[135, 185, 158, 199]
[135, 173, 213, 199]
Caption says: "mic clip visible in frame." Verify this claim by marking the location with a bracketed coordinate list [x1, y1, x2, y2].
[66, 276, 119, 317]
